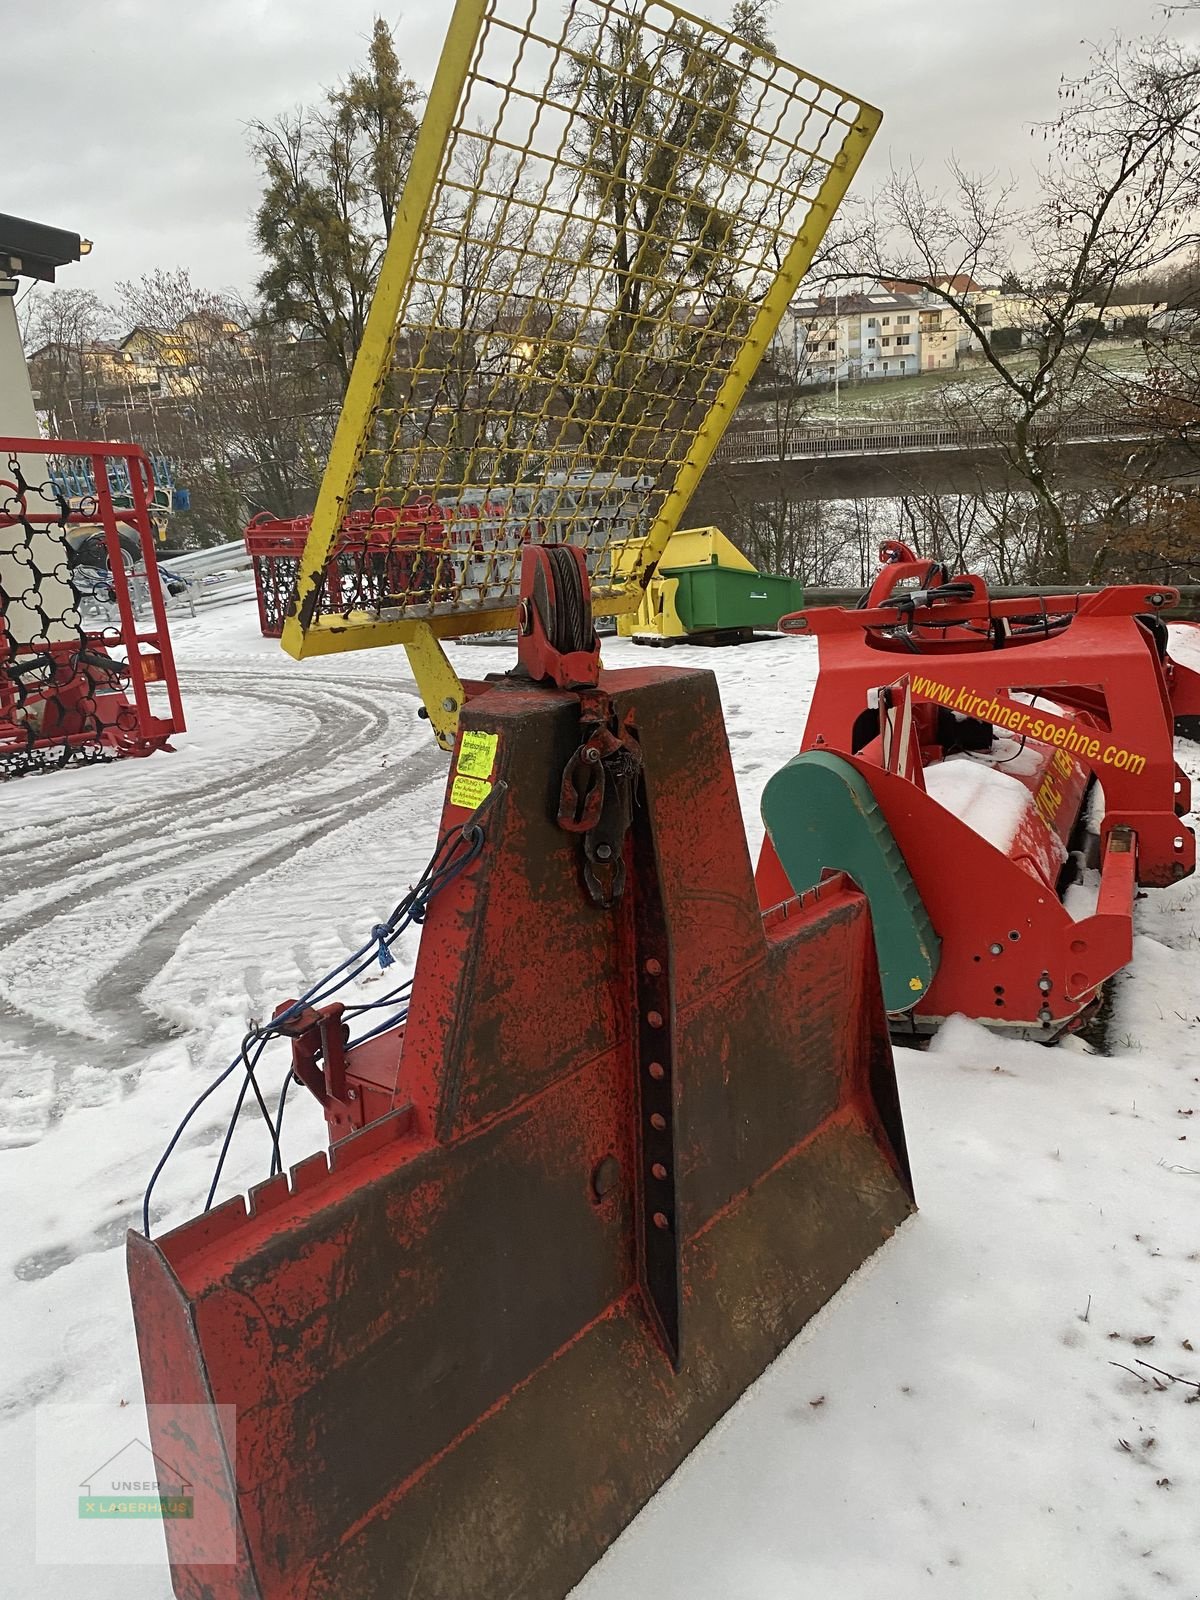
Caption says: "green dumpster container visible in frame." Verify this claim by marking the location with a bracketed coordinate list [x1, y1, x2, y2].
[664, 562, 806, 634]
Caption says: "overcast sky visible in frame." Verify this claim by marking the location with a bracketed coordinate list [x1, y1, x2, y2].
[7, 0, 1187, 312]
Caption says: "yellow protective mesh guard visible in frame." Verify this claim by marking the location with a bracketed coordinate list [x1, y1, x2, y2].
[282, 0, 879, 658]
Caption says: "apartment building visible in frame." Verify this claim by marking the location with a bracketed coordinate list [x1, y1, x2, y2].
[785, 273, 1171, 388]
[787, 289, 923, 384]
[878, 276, 994, 365]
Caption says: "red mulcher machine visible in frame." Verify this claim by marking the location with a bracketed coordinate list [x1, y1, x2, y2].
[757, 541, 1197, 1038]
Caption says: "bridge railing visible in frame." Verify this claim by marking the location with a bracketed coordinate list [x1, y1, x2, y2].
[713, 413, 1176, 465]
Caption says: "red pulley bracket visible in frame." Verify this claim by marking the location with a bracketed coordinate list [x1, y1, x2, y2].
[270, 1001, 362, 1135]
[515, 545, 600, 689]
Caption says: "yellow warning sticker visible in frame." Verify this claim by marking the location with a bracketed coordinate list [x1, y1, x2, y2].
[457, 730, 499, 780]
[450, 774, 492, 811]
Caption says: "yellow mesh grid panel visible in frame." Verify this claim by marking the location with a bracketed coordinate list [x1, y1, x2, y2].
[282, 0, 880, 660]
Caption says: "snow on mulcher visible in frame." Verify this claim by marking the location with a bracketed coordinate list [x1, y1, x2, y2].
[127, 4, 913, 1599]
[758, 541, 1200, 1039]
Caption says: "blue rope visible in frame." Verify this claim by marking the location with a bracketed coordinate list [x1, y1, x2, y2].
[348, 1005, 412, 1049]
[142, 811, 494, 1237]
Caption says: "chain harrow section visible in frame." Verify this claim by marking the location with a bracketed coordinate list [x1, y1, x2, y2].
[0, 437, 185, 778]
[285, 0, 881, 653]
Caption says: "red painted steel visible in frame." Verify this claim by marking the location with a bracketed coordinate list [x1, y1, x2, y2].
[758, 554, 1193, 1034]
[244, 505, 445, 638]
[515, 544, 600, 687]
[129, 654, 914, 1599]
[0, 436, 184, 772]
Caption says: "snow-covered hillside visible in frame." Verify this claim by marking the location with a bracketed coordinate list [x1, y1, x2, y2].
[2, 594, 1199, 1599]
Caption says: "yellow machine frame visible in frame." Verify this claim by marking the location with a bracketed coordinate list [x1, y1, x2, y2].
[280, 0, 880, 745]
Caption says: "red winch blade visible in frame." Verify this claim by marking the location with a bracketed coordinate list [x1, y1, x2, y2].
[129, 665, 913, 1599]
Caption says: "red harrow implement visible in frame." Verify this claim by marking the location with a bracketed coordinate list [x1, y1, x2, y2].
[0, 436, 184, 777]
[244, 501, 448, 638]
[756, 543, 1195, 1039]
[245, 480, 654, 639]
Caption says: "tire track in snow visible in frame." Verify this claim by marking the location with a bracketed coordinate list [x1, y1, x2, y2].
[0, 658, 425, 856]
[86, 740, 447, 1047]
[0, 673, 410, 902]
[0, 637, 460, 1444]
[0, 662, 448, 1118]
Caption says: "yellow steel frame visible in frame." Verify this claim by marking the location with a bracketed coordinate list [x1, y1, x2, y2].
[281, 0, 880, 739]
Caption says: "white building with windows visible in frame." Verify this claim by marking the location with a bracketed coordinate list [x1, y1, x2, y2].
[786, 289, 923, 385]
[878, 276, 994, 364]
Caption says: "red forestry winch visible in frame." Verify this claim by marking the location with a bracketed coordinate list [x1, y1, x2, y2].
[756, 542, 1195, 1038]
[131, 7, 914, 1590]
[128, 546, 914, 1598]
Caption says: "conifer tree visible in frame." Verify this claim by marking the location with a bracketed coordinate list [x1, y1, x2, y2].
[250, 20, 421, 387]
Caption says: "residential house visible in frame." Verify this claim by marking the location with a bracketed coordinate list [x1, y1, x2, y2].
[27, 337, 168, 415]
[1147, 303, 1195, 339]
[981, 291, 1160, 345]
[119, 315, 249, 397]
[918, 306, 961, 370]
[1098, 300, 1162, 335]
[28, 338, 125, 387]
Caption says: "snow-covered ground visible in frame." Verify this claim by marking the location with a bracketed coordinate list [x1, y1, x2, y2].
[3, 594, 1200, 1598]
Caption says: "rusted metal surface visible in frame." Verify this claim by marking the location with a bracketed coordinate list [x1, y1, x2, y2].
[129, 664, 913, 1600]
[632, 805, 681, 1366]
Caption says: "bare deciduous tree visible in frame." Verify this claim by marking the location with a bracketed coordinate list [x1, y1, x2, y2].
[861, 28, 1200, 582]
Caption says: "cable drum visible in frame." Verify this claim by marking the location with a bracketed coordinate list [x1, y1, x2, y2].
[546, 546, 592, 655]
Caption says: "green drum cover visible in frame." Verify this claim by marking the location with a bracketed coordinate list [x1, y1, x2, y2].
[762, 751, 940, 1013]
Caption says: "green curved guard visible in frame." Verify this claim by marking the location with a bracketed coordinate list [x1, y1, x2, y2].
[761, 751, 940, 1013]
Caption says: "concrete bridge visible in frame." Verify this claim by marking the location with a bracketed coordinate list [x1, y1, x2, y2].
[688, 415, 1200, 513]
